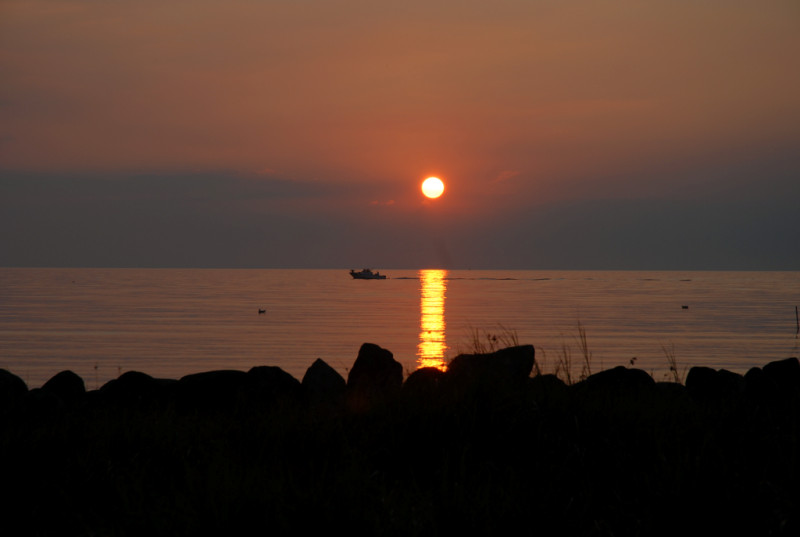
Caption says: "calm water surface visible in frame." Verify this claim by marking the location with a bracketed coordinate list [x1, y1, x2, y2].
[1, 268, 798, 388]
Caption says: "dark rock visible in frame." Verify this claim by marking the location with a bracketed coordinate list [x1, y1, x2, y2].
[744, 366, 764, 383]
[763, 357, 800, 392]
[447, 345, 535, 385]
[652, 382, 691, 412]
[403, 367, 446, 401]
[570, 367, 655, 411]
[716, 369, 746, 391]
[347, 343, 403, 410]
[23, 387, 64, 420]
[247, 365, 302, 405]
[302, 358, 346, 402]
[530, 373, 567, 390]
[685, 366, 716, 398]
[578, 366, 655, 392]
[99, 370, 176, 406]
[686, 366, 745, 401]
[41, 370, 85, 406]
[744, 367, 774, 401]
[0, 369, 28, 408]
[347, 343, 403, 392]
[177, 370, 249, 412]
[528, 373, 569, 400]
[654, 381, 689, 399]
[746, 362, 800, 413]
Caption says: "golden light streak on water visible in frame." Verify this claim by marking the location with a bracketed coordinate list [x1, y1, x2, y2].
[417, 269, 448, 370]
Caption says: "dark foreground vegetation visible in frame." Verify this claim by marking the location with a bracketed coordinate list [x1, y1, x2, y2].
[2, 343, 799, 536]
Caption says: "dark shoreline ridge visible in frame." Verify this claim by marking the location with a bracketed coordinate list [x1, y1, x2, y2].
[2, 343, 799, 536]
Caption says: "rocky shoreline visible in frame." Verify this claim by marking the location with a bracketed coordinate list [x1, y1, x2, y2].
[2, 343, 799, 536]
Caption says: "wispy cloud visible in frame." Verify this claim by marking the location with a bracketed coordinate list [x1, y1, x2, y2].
[491, 170, 520, 183]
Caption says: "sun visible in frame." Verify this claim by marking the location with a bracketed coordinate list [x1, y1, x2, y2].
[421, 177, 445, 199]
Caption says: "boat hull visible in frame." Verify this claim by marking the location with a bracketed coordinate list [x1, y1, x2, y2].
[349, 269, 387, 279]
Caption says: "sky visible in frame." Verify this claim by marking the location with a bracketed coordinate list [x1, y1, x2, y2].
[1, 0, 798, 269]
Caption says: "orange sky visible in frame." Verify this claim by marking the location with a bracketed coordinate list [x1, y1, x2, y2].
[1, 0, 798, 268]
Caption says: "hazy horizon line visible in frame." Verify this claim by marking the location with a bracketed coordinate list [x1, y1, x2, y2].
[2, 265, 796, 272]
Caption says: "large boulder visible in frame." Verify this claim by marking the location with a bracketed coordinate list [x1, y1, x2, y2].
[446, 345, 535, 386]
[527, 373, 569, 406]
[247, 365, 302, 406]
[746, 359, 800, 409]
[98, 370, 176, 407]
[654, 381, 689, 401]
[302, 358, 346, 403]
[176, 370, 250, 412]
[686, 366, 745, 401]
[577, 366, 655, 393]
[0, 369, 27, 409]
[571, 367, 655, 411]
[744, 367, 773, 402]
[347, 343, 403, 410]
[402, 366, 446, 404]
[347, 343, 403, 392]
[762, 357, 800, 393]
[23, 387, 65, 421]
[41, 370, 85, 406]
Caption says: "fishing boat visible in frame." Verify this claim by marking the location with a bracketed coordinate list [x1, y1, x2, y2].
[349, 268, 387, 280]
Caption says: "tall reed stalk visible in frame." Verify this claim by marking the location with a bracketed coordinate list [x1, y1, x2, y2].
[661, 342, 686, 383]
[555, 342, 573, 385]
[576, 319, 592, 381]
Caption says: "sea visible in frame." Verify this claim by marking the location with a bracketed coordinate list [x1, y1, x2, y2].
[1, 268, 798, 389]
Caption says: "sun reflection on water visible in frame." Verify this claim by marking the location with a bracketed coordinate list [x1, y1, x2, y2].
[417, 269, 448, 370]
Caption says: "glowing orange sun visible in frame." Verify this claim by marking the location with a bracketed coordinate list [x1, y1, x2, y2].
[421, 177, 445, 199]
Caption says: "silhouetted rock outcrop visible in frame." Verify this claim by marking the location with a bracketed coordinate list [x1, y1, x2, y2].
[686, 366, 745, 401]
[347, 343, 403, 410]
[402, 366, 446, 403]
[744, 366, 774, 401]
[98, 370, 176, 407]
[578, 365, 655, 392]
[348, 343, 403, 390]
[745, 358, 800, 414]
[302, 358, 346, 403]
[3, 347, 800, 536]
[447, 345, 535, 386]
[526, 373, 569, 407]
[0, 369, 27, 409]
[654, 380, 689, 400]
[41, 370, 85, 406]
[177, 369, 250, 412]
[248, 365, 302, 406]
[404, 366, 445, 390]
[763, 357, 800, 393]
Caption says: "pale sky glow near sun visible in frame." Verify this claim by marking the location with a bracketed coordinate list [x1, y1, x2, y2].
[0, 0, 798, 269]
